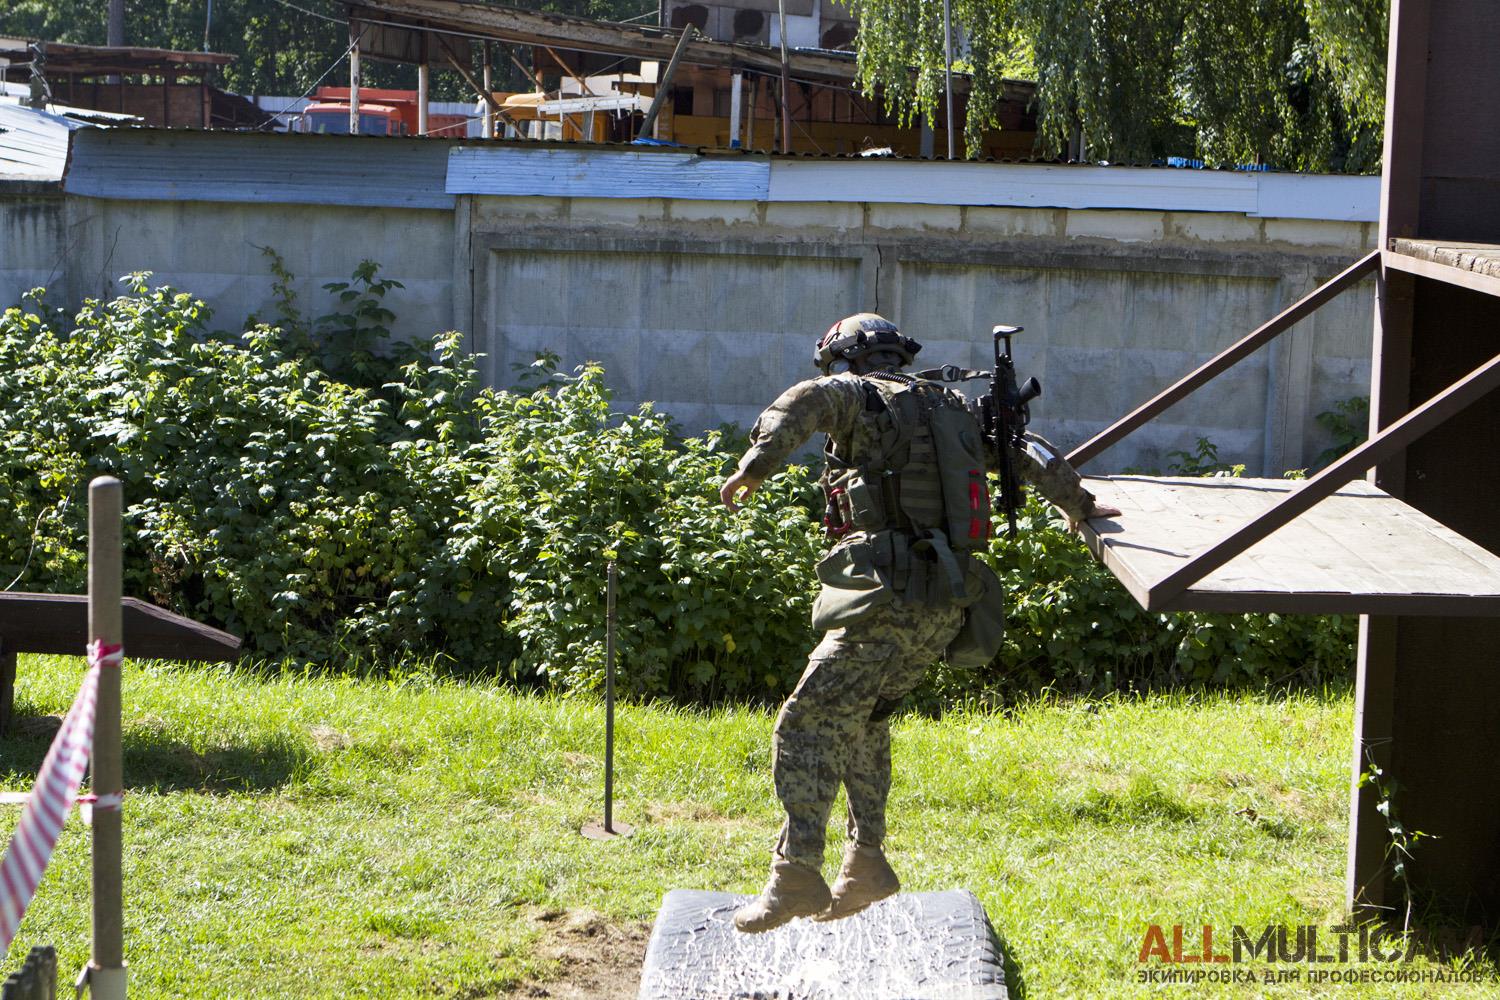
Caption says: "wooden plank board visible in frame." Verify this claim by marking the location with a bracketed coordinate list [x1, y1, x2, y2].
[0, 594, 240, 661]
[1386, 239, 1500, 299]
[1389, 239, 1500, 279]
[1076, 476, 1500, 614]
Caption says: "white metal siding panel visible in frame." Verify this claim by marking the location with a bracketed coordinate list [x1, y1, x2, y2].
[1253, 172, 1380, 221]
[768, 160, 1378, 220]
[769, 160, 1260, 212]
[64, 129, 454, 208]
[446, 146, 770, 200]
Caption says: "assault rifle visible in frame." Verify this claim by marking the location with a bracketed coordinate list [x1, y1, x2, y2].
[915, 324, 1041, 536]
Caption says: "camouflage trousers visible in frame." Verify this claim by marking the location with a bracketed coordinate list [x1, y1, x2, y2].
[771, 600, 965, 871]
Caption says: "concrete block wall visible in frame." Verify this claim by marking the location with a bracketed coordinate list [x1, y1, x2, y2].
[1, 183, 1376, 477]
[467, 196, 1378, 476]
[23, 197, 453, 341]
[0, 185, 69, 309]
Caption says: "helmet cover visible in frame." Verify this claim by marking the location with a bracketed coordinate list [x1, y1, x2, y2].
[814, 313, 922, 374]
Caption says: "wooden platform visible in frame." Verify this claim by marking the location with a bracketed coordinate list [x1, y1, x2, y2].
[1385, 238, 1500, 297]
[1076, 476, 1500, 614]
[0, 593, 241, 660]
[0, 593, 240, 735]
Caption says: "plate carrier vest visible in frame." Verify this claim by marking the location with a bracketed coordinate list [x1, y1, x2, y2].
[822, 372, 993, 601]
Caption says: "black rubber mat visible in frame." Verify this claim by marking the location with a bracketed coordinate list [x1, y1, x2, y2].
[637, 888, 1009, 1000]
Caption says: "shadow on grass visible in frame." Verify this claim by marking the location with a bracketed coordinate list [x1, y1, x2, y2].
[994, 924, 1029, 1000]
[1068, 774, 1199, 826]
[0, 710, 308, 793]
[907, 670, 1358, 723]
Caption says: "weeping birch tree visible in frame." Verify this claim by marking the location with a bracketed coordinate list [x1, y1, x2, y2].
[839, 0, 1388, 171]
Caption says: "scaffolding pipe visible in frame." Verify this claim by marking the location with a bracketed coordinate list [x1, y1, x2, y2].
[729, 71, 743, 148]
[777, 0, 792, 153]
[637, 25, 696, 140]
[417, 32, 430, 136]
[348, 20, 361, 135]
[943, 0, 955, 160]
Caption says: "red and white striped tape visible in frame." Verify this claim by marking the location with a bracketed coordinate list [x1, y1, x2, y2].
[0, 641, 122, 954]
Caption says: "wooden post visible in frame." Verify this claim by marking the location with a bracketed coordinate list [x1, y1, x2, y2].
[0, 640, 14, 737]
[745, 76, 757, 150]
[87, 477, 125, 1000]
[348, 19, 361, 135]
[3, 946, 57, 1000]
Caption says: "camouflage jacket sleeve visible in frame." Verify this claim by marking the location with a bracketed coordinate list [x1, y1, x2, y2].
[735, 374, 868, 480]
[992, 432, 1097, 522]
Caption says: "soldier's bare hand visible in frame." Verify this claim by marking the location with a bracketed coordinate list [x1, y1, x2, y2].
[1068, 503, 1121, 532]
[720, 471, 764, 511]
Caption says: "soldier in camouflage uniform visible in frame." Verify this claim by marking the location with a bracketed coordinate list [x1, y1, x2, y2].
[721, 313, 1120, 933]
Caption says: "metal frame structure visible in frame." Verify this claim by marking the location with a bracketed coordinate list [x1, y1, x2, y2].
[1068, 0, 1500, 924]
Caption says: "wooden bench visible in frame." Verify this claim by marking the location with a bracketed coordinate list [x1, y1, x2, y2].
[0, 593, 241, 735]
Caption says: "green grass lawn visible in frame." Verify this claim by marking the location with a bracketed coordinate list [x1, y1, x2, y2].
[0, 655, 1494, 998]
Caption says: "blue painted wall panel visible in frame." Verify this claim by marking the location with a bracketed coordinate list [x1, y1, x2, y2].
[65, 129, 454, 209]
[446, 146, 769, 200]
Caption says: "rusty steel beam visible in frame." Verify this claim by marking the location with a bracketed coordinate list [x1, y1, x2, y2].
[1066, 249, 1381, 469]
[1146, 346, 1500, 609]
[348, 0, 861, 82]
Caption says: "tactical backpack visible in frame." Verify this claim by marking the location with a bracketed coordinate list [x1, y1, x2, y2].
[811, 373, 1006, 667]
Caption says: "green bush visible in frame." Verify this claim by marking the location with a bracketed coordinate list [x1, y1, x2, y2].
[0, 273, 1354, 702]
[0, 272, 823, 697]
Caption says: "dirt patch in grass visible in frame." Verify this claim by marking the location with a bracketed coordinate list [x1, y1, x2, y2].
[516, 909, 650, 999]
[645, 800, 747, 827]
[12, 714, 62, 740]
[310, 724, 354, 751]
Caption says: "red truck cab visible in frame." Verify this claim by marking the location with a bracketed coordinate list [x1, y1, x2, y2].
[301, 87, 466, 137]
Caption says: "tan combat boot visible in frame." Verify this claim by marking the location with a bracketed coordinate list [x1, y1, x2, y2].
[733, 859, 832, 933]
[815, 843, 900, 921]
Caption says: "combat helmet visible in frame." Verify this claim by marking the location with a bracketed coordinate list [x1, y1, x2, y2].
[814, 313, 923, 375]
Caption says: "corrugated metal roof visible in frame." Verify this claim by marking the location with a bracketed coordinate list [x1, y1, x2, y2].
[0, 103, 87, 181]
[446, 146, 769, 200]
[64, 129, 454, 209]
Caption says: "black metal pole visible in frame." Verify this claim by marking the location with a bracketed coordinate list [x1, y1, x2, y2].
[582, 561, 631, 840]
[604, 561, 616, 833]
